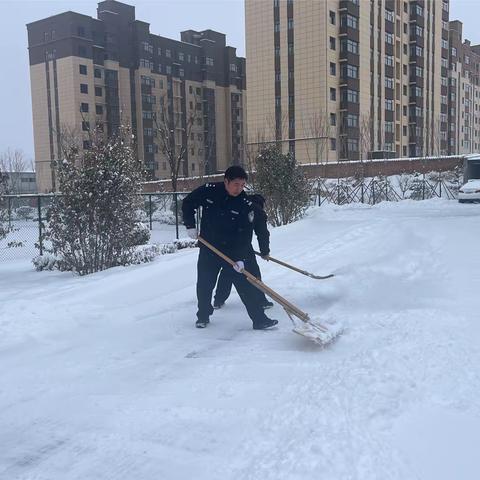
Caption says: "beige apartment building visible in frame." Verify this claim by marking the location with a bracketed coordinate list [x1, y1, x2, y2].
[448, 20, 480, 155]
[246, 0, 450, 163]
[27, 0, 245, 192]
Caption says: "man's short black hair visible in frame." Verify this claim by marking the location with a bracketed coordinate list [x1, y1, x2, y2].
[249, 193, 265, 208]
[224, 165, 248, 182]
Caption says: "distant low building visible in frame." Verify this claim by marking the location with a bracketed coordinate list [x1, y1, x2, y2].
[3, 172, 37, 194]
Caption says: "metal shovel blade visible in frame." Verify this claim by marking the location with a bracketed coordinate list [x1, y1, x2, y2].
[292, 319, 344, 346]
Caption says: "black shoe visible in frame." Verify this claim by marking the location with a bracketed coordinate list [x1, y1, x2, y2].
[262, 301, 274, 310]
[253, 319, 278, 330]
[196, 318, 210, 328]
[213, 301, 224, 310]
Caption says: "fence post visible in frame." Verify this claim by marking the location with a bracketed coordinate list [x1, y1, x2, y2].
[174, 192, 179, 239]
[37, 195, 43, 256]
[317, 182, 321, 206]
[372, 181, 376, 205]
[361, 182, 364, 203]
[7, 196, 12, 228]
[439, 172, 442, 198]
[385, 181, 388, 202]
[422, 173, 426, 200]
[148, 194, 153, 230]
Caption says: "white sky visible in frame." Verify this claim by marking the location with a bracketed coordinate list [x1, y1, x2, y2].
[0, 0, 477, 161]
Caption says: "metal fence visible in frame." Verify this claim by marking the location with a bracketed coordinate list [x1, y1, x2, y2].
[0, 192, 190, 261]
[312, 172, 459, 206]
[0, 172, 461, 261]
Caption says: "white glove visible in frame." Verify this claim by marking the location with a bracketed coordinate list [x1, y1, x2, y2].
[233, 261, 244, 273]
[186, 228, 198, 240]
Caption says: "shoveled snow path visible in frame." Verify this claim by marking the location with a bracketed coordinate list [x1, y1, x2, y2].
[1, 199, 480, 480]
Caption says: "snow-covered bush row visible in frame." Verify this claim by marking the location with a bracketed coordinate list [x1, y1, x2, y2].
[32, 238, 198, 272]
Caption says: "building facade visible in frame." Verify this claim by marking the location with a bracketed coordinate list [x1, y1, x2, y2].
[448, 21, 480, 155]
[27, 0, 245, 192]
[245, 0, 449, 163]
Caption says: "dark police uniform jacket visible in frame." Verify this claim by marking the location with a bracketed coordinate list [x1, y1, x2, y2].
[182, 182, 269, 261]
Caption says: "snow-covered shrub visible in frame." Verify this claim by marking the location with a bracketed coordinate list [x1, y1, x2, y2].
[130, 222, 151, 246]
[45, 126, 144, 275]
[255, 145, 312, 226]
[174, 238, 197, 250]
[15, 205, 36, 220]
[32, 253, 58, 271]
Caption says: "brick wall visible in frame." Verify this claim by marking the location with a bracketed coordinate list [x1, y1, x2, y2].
[142, 156, 463, 193]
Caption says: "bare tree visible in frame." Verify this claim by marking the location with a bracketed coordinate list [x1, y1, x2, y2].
[301, 111, 330, 165]
[0, 148, 31, 193]
[154, 92, 200, 191]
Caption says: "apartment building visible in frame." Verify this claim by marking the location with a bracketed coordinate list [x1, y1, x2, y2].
[448, 21, 480, 155]
[27, 0, 245, 192]
[245, 0, 449, 163]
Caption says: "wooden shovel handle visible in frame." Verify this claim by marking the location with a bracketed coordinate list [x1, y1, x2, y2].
[197, 236, 310, 322]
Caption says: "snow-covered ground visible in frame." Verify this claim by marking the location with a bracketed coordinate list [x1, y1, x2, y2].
[1, 198, 480, 480]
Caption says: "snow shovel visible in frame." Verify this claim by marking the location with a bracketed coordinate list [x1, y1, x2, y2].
[198, 236, 342, 345]
[254, 251, 334, 280]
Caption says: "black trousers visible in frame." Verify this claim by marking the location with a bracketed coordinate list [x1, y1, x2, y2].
[214, 252, 268, 305]
[196, 247, 268, 325]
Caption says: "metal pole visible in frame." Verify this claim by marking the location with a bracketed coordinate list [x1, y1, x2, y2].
[37, 195, 43, 256]
[148, 194, 153, 230]
[174, 193, 179, 239]
[7, 196, 12, 228]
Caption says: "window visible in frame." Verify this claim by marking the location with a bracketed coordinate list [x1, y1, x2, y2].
[347, 138, 358, 152]
[441, 39, 448, 50]
[288, 18, 294, 29]
[385, 122, 394, 133]
[96, 105, 103, 115]
[385, 32, 394, 45]
[94, 68, 102, 78]
[80, 84, 88, 94]
[77, 26, 86, 37]
[329, 11, 336, 25]
[343, 89, 358, 103]
[465, 55, 470, 65]
[166, 49, 171, 58]
[330, 88, 336, 101]
[385, 55, 394, 67]
[166, 65, 172, 74]
[330, 37, 336, 50]
[330, 113, 336, 126]
[288, 43, 294, 55]
[274, 21, 280, 32]
[179, 68, 184, 77]
[341, 39, 358, 55]
[385, 76, 394, 89]
[206, 57, 214, 66]
[82, 121, 90, 131]
[341, 14, 358, 29]
[275, 46, 280, 57]
[385, 99, 394, 111]
[79, 64, 87, 75]
[95, 86, 102, 97]
[330, 62, 336, 75]
[330, 138, 336, 150]
[342, 64, 358, 79]
[451, 47, 457, 57]
[80, 102, 89, 112]
[157, 47, 162, 56]
[385, 9, 394, 23]
[346, 114, 358, 127]
[230, 63, 238, 72]
[178, 52, 184, 61]
[83, 140, 90, 150]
